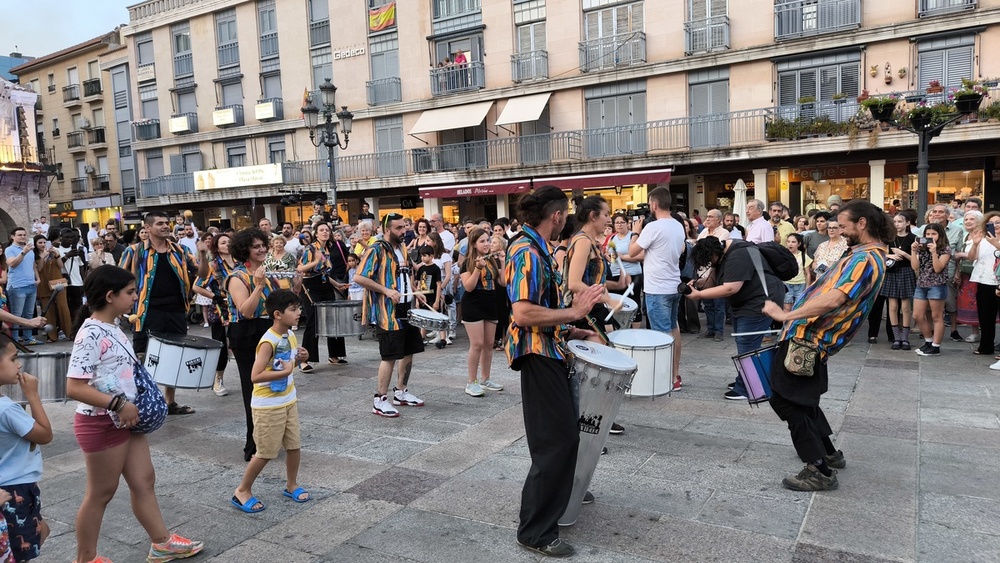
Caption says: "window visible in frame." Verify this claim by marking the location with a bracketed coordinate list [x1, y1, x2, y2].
[47, 74, 54, 88]
[87, 60, 100, 80]
[29, 79, 39, 93]
[216, 8, 240, 69]
[177, 91, 197, 114]
[686, 0, 729, 53]
[918, 34, 974, 90]
[146, 149, 165, 178]
[689, 68, 729, 148]
[776, 51, 859, 122]
[433, 0, 481, 19]
[514, 0, 545, 24]
[267, 136, 286, 163]
[584, 1, 643, 40]
[311, 46, 332, 88]
[375, 116, 405, 175]
[225, 140, 246, 168]
[584, 80, 647, 157]
[52, 118, 59, 135]
[221, 82, 243, 106]
[139, 84, 159, 120]
[67, 67, 79, 86]
[309, 0, 329, 21]
[774, 0, 861, 40]
[92, 108, 104, 126]
[136, 33, 154, 65]
[172, 22, 194, 78]
[369, 32, 400, 80]
[181, 144, 202, 172]
[262, 73, 282, 99]
[516, 22, 546, 54]
[258, 0, 279, 60]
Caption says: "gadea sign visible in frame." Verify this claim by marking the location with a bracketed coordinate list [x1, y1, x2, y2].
[334, 45, 365, 60]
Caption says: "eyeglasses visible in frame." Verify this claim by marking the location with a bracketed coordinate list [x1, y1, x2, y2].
[828, 226, 841, 230]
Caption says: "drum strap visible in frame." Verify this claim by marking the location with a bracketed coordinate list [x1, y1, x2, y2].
[747, 246, 769, 298]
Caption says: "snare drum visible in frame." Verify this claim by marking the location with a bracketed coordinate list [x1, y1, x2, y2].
[315, 300, 364, 337]
[406, 309, 450, 331]
[145, 333, 223, 389]
[732, 345, 777, 405]
[1, 351, 70, 403]
[607, 329, 673, 398]
[607, 294, 638, 328]
[560, 340, 637, 527]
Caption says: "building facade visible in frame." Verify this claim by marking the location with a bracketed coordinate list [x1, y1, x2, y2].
[0, 76, 44, 239]
[122, 0, 1000, 228]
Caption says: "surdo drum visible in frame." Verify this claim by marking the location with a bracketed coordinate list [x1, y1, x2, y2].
[1, 351, 70, 403]
[606, 294, 638, 328]
[315, 301, 364, 338]
[145, 333, 223, 389]
[607, 329, 674, 398]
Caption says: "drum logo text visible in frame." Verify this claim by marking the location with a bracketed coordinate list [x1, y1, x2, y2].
[147, 355, 159, 367]
[185, 358, 203, 374]
[579, 414, 603, 434]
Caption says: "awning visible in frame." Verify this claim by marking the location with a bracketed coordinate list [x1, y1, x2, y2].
[410, 101, 494, 135]
[418, 168, 672, 199]
[495, 93, 551, 126]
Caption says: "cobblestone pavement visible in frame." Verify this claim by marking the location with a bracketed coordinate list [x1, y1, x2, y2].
[23, 322, 1000, 562]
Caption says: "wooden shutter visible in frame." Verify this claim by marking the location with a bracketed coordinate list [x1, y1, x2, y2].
[709, 80, 728, 114]
[690, 83, 710, 116]
[840, 62, 859, 98]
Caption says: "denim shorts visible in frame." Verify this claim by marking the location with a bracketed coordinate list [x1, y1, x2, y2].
[645, 293, 681, 332]
[784, 283, 806, 305]
[913, 284, 947, 301]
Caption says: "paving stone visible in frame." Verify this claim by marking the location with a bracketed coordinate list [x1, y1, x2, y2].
[863, 359, 920, 371]
[681, 416, 794, 447]
[261, 493, 403, 555]
[695, 489, 809, 540]
[460, 452, 531, 482]
[917, 521, 1000, 563]
[920, 442, 1000, 501]
[206, 538, 317, 562]
[341, 435, 435, 464]
[346, 466, 446, 505]
[839, 414, 918, 440]
[640, 515, 796, 562]
[791, 541, 906, 563]
[317, 542, 424, 562]
[919, 407, 1000, 429]
[557, 501, 660, 553]
[920, 492, 1000, 536]
[409, 476, 522, 527]
[920, 424, 1000, 450]
[800, 495, 916, 562]
[585, 471, 713, 519]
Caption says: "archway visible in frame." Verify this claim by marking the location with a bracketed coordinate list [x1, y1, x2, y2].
[0, 207, 15, 243]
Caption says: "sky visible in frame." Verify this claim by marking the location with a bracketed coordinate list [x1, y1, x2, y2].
[5, 0, 133, 59]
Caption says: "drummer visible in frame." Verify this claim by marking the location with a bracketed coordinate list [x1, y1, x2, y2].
[297, 223, 348, 371]
[118, 211, 207, 416]
[504, 186, 602, 558]
[192, 232, 237, 397]
[354, 213, 426, 418]
[226, 227, 279, 461]
[458, 228, 505, 398]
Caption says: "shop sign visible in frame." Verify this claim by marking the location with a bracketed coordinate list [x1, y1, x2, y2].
[400, 197, 417, 209]
[73, 196, 117, 210]
[124, 211, 143, 220]
[194, 163, 282, 190]
[10, 195, 25, 206]
[136, 64, 156, 83]
[333, 46, 365, 60]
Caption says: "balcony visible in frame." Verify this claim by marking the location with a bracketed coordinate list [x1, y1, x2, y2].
[579, 32, 646, 73]
[139, 172, 194, 197]
[430, 61, 485, 96]
[918, 0, 976, 17]
[775, 0, 861, 40]
[168, 112, 198, 134]
[254, 99, 283, 121]
[134, 120, 161, 141]
[685, 15, 730, 54]
[93, 174, 111, 192]
[212, 105, 244, 127]
[511, 51, 548, 83]
[62, 84, 81, 105]
[174, 52, 193, 77]
[87, 127, 107, 146]
[83, 78, 102, 98]
[51, 128, 60, 138]
[67, 131, 86, 152]
[309, 19, 330, 47]
[433, 0, 481, 20]
[47, 84, 56, 93]
[34, 98, 42, 112]
[366, 77, 402, 106]
[217, 42, 240, 69]
[71, 177, 89, 194]
[260, 32, 279, 59]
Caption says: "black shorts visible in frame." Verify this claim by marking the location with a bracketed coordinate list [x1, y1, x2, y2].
[461, 289, 497, 323]
[133, 309, 187, 356]
[2, 482, 43, 561]
[375, 324, 425, 361]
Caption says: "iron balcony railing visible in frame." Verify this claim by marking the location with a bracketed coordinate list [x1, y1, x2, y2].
[511, 50, 548, 83]
[579, 32, 646, 72]
[309, 20, 330, 46]
[430, 61, 485, 96]
[685, 15, 730, 54]
[918, 0, 976, 17]
[93, 174, 111, 192]
[170, 112, 198, 133]
[217, 41, 240, 68]
[366, 77, 402, 106]
[87, 127, 106, 145]
[774, 0, 861, 40]
[260, 32, 279, 58]
[433, 0, 482, 20]
[134, 120, 161, 141]
[83, 78, 102, 97]
[139, 172, 194, 197]
[71, 177, 89, 194]
[174, 52, 193, 77]
[67, 131, 86, 149]
[62, 84, 80, 103]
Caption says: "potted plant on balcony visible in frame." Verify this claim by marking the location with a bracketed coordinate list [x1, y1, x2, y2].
[765, 117, 799, 141]
[951, 79, 987, 114]
[903, 102, 937, 130]
[860, 94, 900, 122]
[927, 80, 944, 94]
[832, 93, 848, 104]
[980, 101, 1000, 122]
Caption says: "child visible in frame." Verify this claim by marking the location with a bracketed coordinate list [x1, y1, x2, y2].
[783, 233, 813, 312]
[232, 289, 310, 513]
[66, 265, 203, 563]
[346, 253, 364, 302]
[0, 332, 53, 563]
[415, 246, 445, 349]
[910, 223, 951, 356]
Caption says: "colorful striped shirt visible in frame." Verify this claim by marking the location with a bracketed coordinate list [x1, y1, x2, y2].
[225, 264, 279, 322]
[194, 255, 237, 296]
[781, 241, 888, 357]
[299, 241, 332, 277]
[465, 258, 500, 291]
[358, 240, 410, 331]
[118, 240, 198, 330]
[562, 231, 607, 304]
[504, 225, 569, 367]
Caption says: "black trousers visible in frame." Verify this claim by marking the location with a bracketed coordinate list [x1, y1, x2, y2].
[976, 283, 999, 355]
[866, 295, 893, 339]
[302, 276, 347, 361]
[229, 317, 272, 458]
[132, 309, 186, 356]
[517, 354, 579, 548]
[769, 390, 834, 463]
[211, 320, 228, 372]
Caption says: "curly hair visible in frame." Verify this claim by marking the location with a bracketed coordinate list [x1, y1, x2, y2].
[230, 227, 268, 263]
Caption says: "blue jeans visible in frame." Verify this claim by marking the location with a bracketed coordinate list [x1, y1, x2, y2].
[7, 285, 37, 341]
[731, 315, 775, 395]
[703, 297, 725, 334]
[646, 293, 681, 333]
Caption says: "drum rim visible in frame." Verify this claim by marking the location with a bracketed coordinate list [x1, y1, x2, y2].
[408, 309, 449, 319]
[567, 340, 639, 372]
[148, 332, 225, 349]
[20, 351, 72, 358]
[607, 330, 672, 347]
[315, 300, 363, 307]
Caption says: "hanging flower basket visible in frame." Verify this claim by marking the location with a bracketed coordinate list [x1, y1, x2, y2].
[954, 94, 983, 114]
[868, 103, 896, 122]
[909, 113, 933, 130]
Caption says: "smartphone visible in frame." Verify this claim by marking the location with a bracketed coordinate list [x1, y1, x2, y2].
[987, 224, 996, 237]
[918, 237, 929, 245]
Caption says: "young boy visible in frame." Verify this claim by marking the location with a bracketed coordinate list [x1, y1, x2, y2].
[232, 290, 310, 513]
[0, 333, 53, 562]
[415, 245, 445, 349]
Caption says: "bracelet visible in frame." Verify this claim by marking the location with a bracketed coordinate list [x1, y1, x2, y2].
[115, 396, 128, 413]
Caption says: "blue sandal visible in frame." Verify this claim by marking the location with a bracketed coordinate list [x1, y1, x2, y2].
[231, 495, 265, 513]
[283, 487, 310, 503]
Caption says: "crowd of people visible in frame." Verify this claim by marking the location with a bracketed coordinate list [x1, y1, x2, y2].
[0, 189, 995, 560]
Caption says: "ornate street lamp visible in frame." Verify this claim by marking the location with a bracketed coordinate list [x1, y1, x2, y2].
[302, 78, 353, 223]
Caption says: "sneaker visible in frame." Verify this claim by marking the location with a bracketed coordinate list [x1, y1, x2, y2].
[867, 337, 877, 344]
[480, 379, 504, 391]
[213, 376, 228, 397]
[465, 382, 485, 397]
[965, 334, 981, 343]
[392, 387, 425, 407]
[146, 533, 204, 563]
[950, 330, 962, 342]
[990, 359, 1000, 371]
[448, 330, 457, 340]
[517, 537, 575, 558]
[724, 390, 747, 400]
[426, 333, 441, 345]
[782, 464, 838, 491]
[714, 334, 724, 342]
[916, 342, 933, 354]
[916, 345, 940, 356]
[202, 322, 209, 328]
[373, 394, 399, 418]
[73, 557, 114, 563]
[701, 331, 716, 339]
[445, 337, 454, 345]
[672, 379, 682, 392]
[609, 422, 625, 435]
[825, 450, 847, 469]
[582, 491, 595, 505]
[727, 382, 736, 390]
[891, 340, 901, 350]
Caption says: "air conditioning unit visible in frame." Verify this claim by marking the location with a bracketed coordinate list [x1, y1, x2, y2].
[79, 118, 92, 129]
[84, 164, 96, 175]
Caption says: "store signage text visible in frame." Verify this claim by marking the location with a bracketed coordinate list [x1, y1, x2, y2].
[194, 163, 283, 190]
[334, 47, 366, 60]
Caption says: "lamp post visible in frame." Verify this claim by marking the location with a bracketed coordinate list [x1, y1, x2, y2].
[302, 78, 353, 224]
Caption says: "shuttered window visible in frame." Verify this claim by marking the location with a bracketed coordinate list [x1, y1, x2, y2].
[370, 32, 400, 80]
[917, 35, 974, 90]
[777, 62, 859, 105]
[585, 1, 643, 39]
[517, 21, 546, 53]
[689, 0, 726, 19]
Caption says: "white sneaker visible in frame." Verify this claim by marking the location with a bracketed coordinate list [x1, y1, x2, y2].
[448, 330, 457, 340]
[213, 376, 228, 397]
[445, 337, 454, 345]
[966, 334, 981, 343]
[426, 333, 441, 345]
[373, 394, 399, 417]
[202, 322, 209, 328]
[991, 360, 1000, 371]
[480, 379, 504, 391]
[392, 387, 425, 407]
[465, 382, 485, 397]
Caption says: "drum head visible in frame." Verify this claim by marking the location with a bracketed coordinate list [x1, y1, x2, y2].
[149, 333, 225, 350]
[567, 340, 637, 372]
[608, 294, 637, 311]
[608, 329, 672, 348]
[410, 309, 448, 321]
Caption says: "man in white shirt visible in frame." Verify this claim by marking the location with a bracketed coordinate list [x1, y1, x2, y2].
[32, 216, 49, 238]
[696, 209, 729, 340]
[280, 221, 303, 258]
[744, 199, 773, 244]
[178, 222, 199, 254]
[629, 187, 685, 391]
[430, 213, 456, 252]
[723, 212, 744, 240]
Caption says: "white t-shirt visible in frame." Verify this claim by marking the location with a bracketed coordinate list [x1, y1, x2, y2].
[438, 229, 456, 252]
[745, 216, 773, 244]
[67, 319, 139, 416]
[179, 234, 199, 254]
[58, 244, 88, 286]
[635, 217, 685, 294]
[284, 236, 303, 258]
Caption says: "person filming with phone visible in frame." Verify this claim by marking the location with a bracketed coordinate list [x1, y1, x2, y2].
[965, 212, 1000, 361]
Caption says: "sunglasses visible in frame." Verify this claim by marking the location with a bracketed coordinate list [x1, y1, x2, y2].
[382, 213, 403, 229]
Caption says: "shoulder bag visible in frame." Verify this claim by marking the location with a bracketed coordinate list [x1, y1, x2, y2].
[97, 326, 168, 434]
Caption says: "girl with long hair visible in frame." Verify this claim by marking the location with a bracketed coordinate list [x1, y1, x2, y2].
[459, 228, 506, 396]
[783, 232, 812, 312]
[606, 213, 643, 329]
[966, 212, 1000, 358]
[297, 222, 349, 369]
[910, 223, 951, 356]
[564, 196, 631, 333]
[193, 232, 237, 396]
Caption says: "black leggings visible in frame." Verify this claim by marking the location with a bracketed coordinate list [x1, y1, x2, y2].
[302, 276, 347, 361]
[976, 283, 999, 355]
[229, 317, 272, 459]
[866, 295, 893, 339]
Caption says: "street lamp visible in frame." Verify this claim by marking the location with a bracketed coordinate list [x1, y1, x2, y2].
[302, 78, 353, 223]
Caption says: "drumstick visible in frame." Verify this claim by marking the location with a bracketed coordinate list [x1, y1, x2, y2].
[604, 282, 635, 322]
[730, 329, 782, 337]
[39, 286, 64, 316]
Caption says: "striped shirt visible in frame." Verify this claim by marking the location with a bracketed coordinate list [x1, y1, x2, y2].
[781, 241, 887, 357]
[504, 225, 569, 367]
[466, 258, 500, 291]
[119, 240, 198, 330]
[562, 232, 607, 304]
[299, 241, 332, 277]
[225, 265, 279, 322]
[194, 255, 236, 296]
[358, 240, 411, 331]
[252, 328, 298, 409]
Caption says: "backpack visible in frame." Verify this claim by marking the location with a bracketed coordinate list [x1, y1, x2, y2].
[755, 241, 799, 281]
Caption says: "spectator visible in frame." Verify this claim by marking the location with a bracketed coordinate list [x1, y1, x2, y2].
[88, 238, 116, 268]
[357, 201, 376, 222]
[744, 199, 772, 244]
[103, 231, 126, 264]
[258, 217, 274, 239]
[5, 227, 41, 345]
[804, 212, 832, 258]
[178, 222, 199, 254]
[769, 202, 796, 245]
[723, 212, 745, 240]
[430, 213, 456, 252]
[878, 211, 917, 350]
[909, 223, 951, 356]
[608, 212, 644, 329]
[34, 235, 72, 342]
[967, 213, 1000, 360]
[811, 219, 849, 276]
[57, 228, 88, 324]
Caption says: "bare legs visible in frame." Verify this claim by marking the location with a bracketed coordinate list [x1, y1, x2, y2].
[464, 320, 496, 384]
[913, 298, 945, 346]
